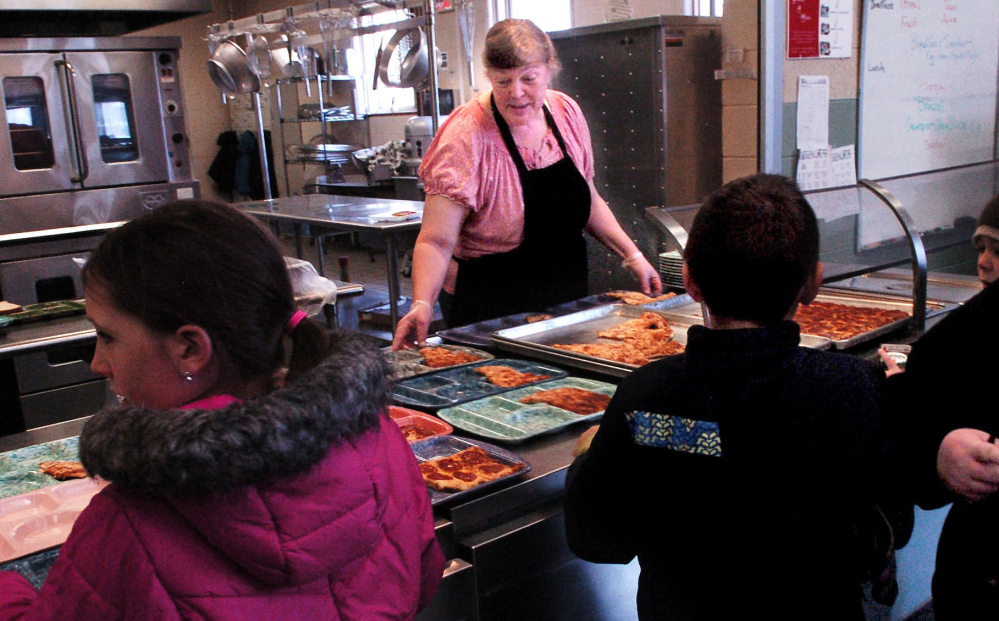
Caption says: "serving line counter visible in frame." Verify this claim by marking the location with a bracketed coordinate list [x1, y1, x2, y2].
[0, 391, 639, 621]
[236, 195, 423, 330]
[0, 307, 961, 621]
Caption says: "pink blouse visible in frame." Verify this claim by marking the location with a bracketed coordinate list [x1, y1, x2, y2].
[419, 90, 596, 259]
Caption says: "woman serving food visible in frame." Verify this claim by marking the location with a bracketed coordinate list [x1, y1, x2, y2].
[392, 18, 660, 349]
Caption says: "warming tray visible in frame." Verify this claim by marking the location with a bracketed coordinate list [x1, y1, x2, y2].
[436, 377, 616, 444]
[391, 359, 568, 410]
[545, 291, 693, 315]
[436, 292, 695, 349]
[665, 290, 933, 350]
[411, 435, 530, 506]
[492, 305, 693, 378]
[493, 304, 832, 378]
[437, 312, 565, 350]
[385, 344, 494, 379]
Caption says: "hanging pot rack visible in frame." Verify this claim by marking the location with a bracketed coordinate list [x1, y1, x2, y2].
[207, 0, 443, 201]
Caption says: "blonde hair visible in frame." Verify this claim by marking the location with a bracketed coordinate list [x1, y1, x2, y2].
[483, 19, 561, 75]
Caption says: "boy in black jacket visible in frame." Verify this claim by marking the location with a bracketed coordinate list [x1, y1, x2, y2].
[564, 174, 900, 621]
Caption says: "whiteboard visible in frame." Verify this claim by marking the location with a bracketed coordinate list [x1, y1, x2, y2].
[859, 0, 999, 180]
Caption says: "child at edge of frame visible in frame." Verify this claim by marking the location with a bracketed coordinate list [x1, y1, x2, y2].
[563, 173, 912, 621]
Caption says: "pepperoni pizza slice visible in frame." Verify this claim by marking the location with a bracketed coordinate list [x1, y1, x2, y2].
[419, 446, 525, 492]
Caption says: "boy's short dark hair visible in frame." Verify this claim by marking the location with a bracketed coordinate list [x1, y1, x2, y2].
[685, 174, 820, 324]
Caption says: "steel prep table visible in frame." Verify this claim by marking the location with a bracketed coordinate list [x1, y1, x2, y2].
[236, 196, 424, 331]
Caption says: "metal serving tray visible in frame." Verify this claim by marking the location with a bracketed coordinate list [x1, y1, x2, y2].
[493, 304, 833, 378]
[411, 436, 531, 506]
[665, 290, 932, 350]
[436, 377, 615, 444]
[492, 305, 693, 379]
[545, 291, 693, 315]
[384, 344, 494, 379]
[391, 359, 568, 410]
[435, 292, 694, 349]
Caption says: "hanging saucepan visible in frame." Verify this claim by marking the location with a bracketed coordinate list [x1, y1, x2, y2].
[378, 28, 430, 89]
[207, 38, 261, 96]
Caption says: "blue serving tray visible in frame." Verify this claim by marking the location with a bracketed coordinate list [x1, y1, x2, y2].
[391, 359, 567, 410]
[436, 377, 616, 444]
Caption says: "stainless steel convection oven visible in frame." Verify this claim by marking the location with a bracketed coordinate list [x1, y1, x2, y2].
[0, 37, 200, 434]
[0, 37, 198, 231]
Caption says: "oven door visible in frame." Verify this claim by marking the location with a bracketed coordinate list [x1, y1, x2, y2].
[0, 50, 169, 198]
[63, 51, 169, 189]
[0, 52, 78, 196]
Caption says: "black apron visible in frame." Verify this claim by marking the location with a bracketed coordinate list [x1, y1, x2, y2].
[447, 95, 591, 326]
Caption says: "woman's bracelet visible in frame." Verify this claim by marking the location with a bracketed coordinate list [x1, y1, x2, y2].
[410, 299, 433, 313]
[621, 252, 645, 269]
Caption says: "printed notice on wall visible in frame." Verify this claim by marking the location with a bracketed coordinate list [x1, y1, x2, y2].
[859, 0, 999, 179]
[788, 0, 854, 59]
[796, 76, 830, 150]
[797, 145, 857, 191]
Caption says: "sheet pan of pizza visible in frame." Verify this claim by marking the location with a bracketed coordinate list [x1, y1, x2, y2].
[385, 343, 494, 379]
[436, 377, 616, 443]
[665, 290, 918, 350]
[391, 359, 568, 410]
[411, 435, 531, 505]
[492, 305, 692, 378]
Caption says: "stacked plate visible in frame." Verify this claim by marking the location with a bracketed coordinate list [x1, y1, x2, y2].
[658, 251, 684, 289]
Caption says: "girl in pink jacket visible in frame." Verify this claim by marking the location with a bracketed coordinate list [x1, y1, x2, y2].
[0, 200, 444, 620]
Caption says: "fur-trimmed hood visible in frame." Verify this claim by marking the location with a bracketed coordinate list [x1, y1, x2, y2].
[79, 329, 390, 494]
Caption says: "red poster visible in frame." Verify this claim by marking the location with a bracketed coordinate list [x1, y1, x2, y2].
[788, 0, 819, 58]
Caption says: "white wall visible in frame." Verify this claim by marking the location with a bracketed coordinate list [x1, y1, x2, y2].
[572, 0, 686, 27]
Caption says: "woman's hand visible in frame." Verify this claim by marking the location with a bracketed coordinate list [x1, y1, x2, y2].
[391, 195, 469, 351]
[584, 183, 662, 295]
[624, 253, 663, 295]
[937, 428, 999, 502]
[391, 301, 434, 351]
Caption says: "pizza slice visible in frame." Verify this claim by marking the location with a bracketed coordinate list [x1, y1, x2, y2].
[474, 365, 551, 387]
[418, 346, 483, 368]
[596, 312, 674, 341]
[398, 423, 438, 443]
[518, 387, 611, 415]
[39, 461, 88, 480]
[419, 446, 525, 492]
[605, 290, 677, 305]
[552, 342, 653, 366]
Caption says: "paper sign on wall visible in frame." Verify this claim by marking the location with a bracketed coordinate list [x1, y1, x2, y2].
[788, 0, 853, 59]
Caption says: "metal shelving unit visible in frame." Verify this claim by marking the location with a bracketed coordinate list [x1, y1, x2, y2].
[206, 0, 443, 199]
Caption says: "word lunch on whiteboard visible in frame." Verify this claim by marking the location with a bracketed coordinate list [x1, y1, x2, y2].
[858, 0, 999, 180]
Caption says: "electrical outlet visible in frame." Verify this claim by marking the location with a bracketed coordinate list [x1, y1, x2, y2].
[440, 51, 449, 68]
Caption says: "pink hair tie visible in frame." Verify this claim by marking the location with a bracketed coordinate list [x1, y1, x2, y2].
[285, 310, 308, 335]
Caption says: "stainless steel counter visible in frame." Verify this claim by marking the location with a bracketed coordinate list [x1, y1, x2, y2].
[0, 306, 957, 620]
[237, 196, 424, 330]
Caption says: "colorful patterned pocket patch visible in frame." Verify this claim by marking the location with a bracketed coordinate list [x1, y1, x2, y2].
[625, 411, 722, 457]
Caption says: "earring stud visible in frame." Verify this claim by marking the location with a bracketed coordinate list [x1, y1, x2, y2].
[181, 371, 194, 382]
